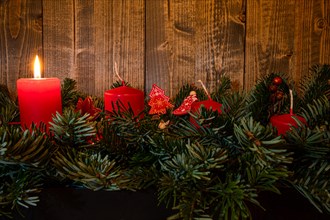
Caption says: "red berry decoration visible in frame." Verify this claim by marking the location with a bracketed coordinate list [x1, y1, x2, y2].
[268, 85, 278, 93]
[272, 76, 283, 86]
[276, 91, 284, 100]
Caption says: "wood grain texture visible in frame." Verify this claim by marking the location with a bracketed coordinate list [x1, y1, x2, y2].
[145, 0, 171, 95]
[199, 0, 245, 92]
[0, 0, 42, 95]
[146, 0, 245, 97]
[107, 0, 145, 96]
[245, 0, 297, 90]
[42, 0, 75, 81]
[75, 0, 96, 95]
[0, 0, 329, 97]
[93, 0, 145, 97]
[292, 0, 330, 85]
[245, 0, 330, 90]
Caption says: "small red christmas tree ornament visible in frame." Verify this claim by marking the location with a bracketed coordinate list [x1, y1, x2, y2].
[148, 84, 174, 115]
[149, 84, 166, 98]
[173, 91, 198, 116]
[270, 89, 306, 135]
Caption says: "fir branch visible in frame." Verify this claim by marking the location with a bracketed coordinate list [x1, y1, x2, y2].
[0, 126, 52, 166]
[247, 73, 292, 124]
[0, 169, 42, 218]
[234, 117, 291, 167]
[221, 91, 250, 128]
[300, 95, 329, 129]
[212, 75, 232, 102]
[50, 110, 97, 148]
[298, 64, 330, 106]
[53, 150, 134, 191]
[286, 118, 330, 213]
[61, 78, 82, 109]
[0, 84, 19, 126]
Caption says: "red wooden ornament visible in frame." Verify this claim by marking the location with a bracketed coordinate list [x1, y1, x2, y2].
[173, 91, 198, 116]
[148, 84, 174, 115]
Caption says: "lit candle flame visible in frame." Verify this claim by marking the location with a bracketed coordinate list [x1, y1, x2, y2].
[34, 55, 41, 78]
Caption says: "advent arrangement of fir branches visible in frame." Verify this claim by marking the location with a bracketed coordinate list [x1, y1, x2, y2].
[0, 64, 329, 219]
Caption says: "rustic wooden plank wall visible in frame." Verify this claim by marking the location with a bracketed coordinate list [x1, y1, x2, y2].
[0, 0, 329, 98]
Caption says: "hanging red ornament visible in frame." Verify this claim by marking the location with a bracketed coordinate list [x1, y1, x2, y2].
[148, 84, 174, 115]
[173, 91, 198, 116]
[272, 76, 283, 86]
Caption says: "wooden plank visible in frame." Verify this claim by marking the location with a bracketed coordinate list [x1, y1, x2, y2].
[94, 0, 145, 97]
[0, 0, 42, 95]
[42, 0, 75, 82]
[245, 0, 297, 90]
[292, 0, 330, 85]
[74, 0, 96, 95]
[94, 1, 112, 97]
[200, 0, 245, 92]
[145, 0, 171, 95]
[111, 0, 145, 93]
[146, 0, 245, 97]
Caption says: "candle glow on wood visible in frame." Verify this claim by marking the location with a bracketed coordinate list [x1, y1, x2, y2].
[17, 55, 62, 130]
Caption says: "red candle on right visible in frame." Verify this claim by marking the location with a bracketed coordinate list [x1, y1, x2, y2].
[270, 89, 306, 135]
[270, 114, 306, 135]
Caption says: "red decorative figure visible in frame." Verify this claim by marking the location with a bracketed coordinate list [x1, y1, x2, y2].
[173, 91, 198, 116]
[75, 96, 102, 120]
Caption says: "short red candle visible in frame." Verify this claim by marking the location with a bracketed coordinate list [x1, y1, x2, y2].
[270, 90, 306, 135]
[189, 99, 222, 127]
[190, 100, 222, 113]
[270, 114, 306, 136]
[104, 84, 144, 117]
[17, 56, 62, 129]
[17, 78, 62, 129]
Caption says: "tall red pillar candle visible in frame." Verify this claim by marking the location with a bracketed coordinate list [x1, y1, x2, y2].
[104, 82, 144, 117]
[17, 56, 62, 129]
